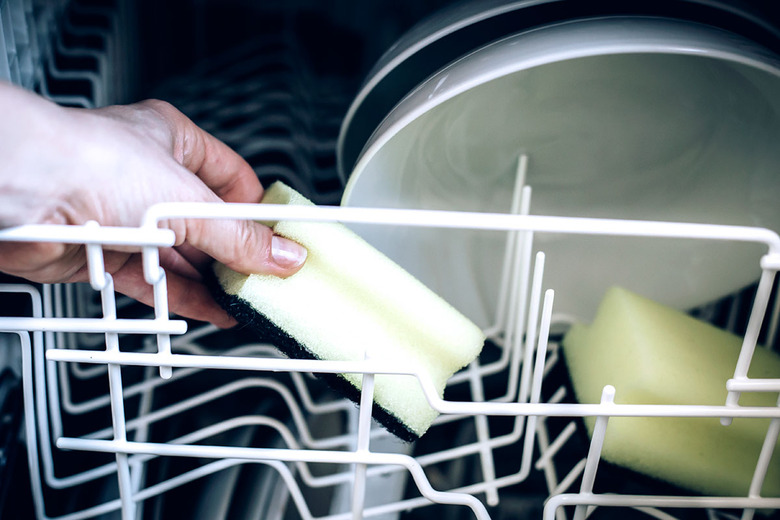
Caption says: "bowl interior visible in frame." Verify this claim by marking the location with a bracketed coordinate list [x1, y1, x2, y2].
[342, 22, 780, 326]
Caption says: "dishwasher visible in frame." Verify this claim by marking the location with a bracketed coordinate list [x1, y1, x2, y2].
[2, 0, 780, 519]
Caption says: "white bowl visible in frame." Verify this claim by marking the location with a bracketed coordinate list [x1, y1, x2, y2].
[342, 17, 780, 327]
[337, 0, 780, 181]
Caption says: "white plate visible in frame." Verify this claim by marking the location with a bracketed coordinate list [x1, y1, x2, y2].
[342, 17, 780, 327]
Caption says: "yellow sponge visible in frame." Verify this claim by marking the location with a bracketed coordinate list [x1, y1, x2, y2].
[562, 286, 780, 497]
[211, 182, 485, 441]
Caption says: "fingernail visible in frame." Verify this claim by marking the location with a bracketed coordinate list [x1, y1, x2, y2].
[271, 235, 307, 269]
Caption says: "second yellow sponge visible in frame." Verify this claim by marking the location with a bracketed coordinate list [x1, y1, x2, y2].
[563, 287, 780, 496]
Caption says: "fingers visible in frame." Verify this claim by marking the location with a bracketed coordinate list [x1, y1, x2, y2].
[158, 246, 203, 281]
[0, 241, 81, 283]
[133, 100, 308, 277]
[0, 240, 237, 328]
[181, 216, 307, 277]
[79, 99, 307, 281]
[112, 255, 236, 328]
[137, 99, 263, 204]
[170, 242, 213, 273]
[129, 100, 306, 277]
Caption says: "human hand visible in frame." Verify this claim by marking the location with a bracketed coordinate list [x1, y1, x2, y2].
[0, 82, 307, 327]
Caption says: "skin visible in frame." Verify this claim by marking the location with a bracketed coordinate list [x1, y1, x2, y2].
[0, 82, 307, 328]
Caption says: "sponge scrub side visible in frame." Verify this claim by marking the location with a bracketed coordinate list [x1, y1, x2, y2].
[562, 286, 780, 497]
[211, 181, 486, 441]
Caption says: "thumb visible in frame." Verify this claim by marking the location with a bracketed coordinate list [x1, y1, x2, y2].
[183, 216, 307, 277]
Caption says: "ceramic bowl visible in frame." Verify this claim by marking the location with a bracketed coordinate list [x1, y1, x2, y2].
[337, 0, 780, 181]
[342, 17, 780, 326]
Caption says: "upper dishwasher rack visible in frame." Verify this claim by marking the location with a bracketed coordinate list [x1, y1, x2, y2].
[1, 195, 779, 520]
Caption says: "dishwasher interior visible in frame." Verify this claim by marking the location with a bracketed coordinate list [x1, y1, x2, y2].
[2, 0, 780, 519]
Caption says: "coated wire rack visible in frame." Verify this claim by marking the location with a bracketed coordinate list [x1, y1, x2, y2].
[1, 172, 780, 519]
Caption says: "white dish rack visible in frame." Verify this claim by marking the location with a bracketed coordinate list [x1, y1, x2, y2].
[1, 192, 780, 520]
